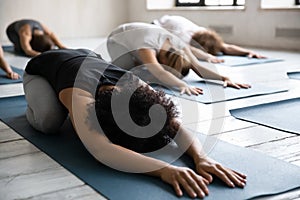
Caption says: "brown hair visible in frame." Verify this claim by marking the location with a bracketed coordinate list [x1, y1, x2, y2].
[30, 34, 54, 52]
[191, 29, 223, 55]
[159, 48, 192, 78]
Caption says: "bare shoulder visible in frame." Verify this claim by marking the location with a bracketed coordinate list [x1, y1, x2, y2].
[18, 24, 31, 35]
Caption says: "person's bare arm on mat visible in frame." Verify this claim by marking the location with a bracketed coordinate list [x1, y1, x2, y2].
[0, 46, 20, 79]
[59, 87, 247, 198]
[184, 47, 251, 89]
[190, 45, 224, 63]
[59, 87, 208, 198]
[221, 43, 266, 58]
[138, 48, 202, 96]
[176, 126, 247, 188]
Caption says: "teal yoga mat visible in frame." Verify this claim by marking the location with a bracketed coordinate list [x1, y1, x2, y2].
[0, 66, 23, 84]
[152, 81, 288, 104]
[1, 96, 300, 200]
[230, 98, 300, 135]
[287, 71, 300, 80]
[217, 55, 283, 67]
[2, 45, 14, 53]
[2, 45, 28, 57]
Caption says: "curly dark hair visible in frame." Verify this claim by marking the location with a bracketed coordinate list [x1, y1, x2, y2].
[88, 84, 179, 153]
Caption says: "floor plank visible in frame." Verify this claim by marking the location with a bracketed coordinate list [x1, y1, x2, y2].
[0, 125, 23, 142]
[217, 125, 294, 147]
[250, 136, 300, 167]
[0, 167, 84, 200]
[24, 185, 106, 200]
[0, 139, 39, 159]
[0, 152, 60, 179]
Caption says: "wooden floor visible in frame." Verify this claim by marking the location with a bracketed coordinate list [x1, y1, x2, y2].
[0, 39, 300, 200]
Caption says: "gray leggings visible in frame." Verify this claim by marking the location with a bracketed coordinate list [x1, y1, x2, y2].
[23, 72, 68, 134]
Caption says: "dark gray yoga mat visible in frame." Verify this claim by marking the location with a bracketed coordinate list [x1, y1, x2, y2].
[0, 66, 23, 84]
[230, 98, 300, 135]
[2, 45, 28, 57]
[288, 71, 300, 80]
[217, 55, 283, 67]
[152, 81, 288, 104]
[2, 45, 14, 53]
[1, 96, 300, 200]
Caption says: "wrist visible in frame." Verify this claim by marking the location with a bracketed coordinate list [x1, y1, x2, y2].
[147, 165, 172, 178]
[246, 51, 254, 56]
[206, 54, 215, 60]
[178, 81, 188, 88]
[193, 152, 207, 164]
[6, 71, 14, 76]
[221, 76, 229, 82]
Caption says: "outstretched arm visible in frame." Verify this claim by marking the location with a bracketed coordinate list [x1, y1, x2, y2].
[59, 87, 207, 198]
[190, 45, 224, 63]
[138, 48, 202, 95]
[0, 46, 20, 79]
[185, 47, 251, 89]
[221, 43, 266, 58]
[41, 23, 67, 49]
[18, 24, 40, 57]
[175, 125, 247, 189]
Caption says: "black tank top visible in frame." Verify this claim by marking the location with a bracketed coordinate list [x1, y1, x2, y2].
[25, 49, 139, 97]
[13, 19, 44, 35]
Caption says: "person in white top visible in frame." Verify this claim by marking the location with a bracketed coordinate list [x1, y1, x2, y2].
[107, 22, 250, 96]
[153, 15, 266, 63]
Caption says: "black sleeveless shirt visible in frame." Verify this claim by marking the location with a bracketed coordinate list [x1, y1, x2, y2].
[25, 49, 139, 97]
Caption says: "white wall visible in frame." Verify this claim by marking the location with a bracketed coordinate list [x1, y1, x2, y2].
[127, 0, 300, 51]
[0, 0, 129, 43]
[1, 0, 299, 51]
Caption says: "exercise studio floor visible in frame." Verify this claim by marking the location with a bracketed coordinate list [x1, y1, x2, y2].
[1, 38, 300, 200]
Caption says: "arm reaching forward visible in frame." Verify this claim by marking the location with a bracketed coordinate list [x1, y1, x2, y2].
[59, 87, 209, 198]
[184, 47, 251, 89]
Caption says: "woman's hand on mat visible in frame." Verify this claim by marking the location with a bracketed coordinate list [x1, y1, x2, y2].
[7, 71, 20, 80]
[207, 55, 224, 63]
[222, 77, 251, 89]
[247, 51, 266, 59]
[159, 165, 209, 198]
[179, 85, 203, 96]
[195, 157, 247, 188]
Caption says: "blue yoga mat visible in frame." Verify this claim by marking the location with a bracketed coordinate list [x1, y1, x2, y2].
[152, 81, 288, 104]
[230, 98, 300, 135]
[0, 96, 300, 199]
[2, 45, 28, 57]
[2, 45, 14, 53]
[0, 66, 23, 84]
[287, 71, 300, 80]
[217, 55, 283, 67]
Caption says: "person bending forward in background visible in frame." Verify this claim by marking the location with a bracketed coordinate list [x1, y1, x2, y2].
[24, 48, 246, 199]
[6, 19, 66, 57]
[153, 15, 266, 63]
[107, 22, 250, 96]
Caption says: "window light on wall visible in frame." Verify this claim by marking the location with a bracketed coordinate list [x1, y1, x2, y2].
[261, 0, 300, 8]
[146, 0, 245, 9]
[175, 0, 245, 7]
